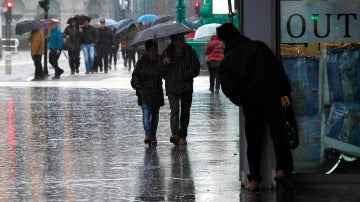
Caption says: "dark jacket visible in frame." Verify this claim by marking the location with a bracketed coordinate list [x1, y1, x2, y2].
[96, 27, 114, 51]
[63, 25, 81, 51]
[219, 35, 291, 106]
[160, 43, 200, 95]
[131, 54, 164, 107]
[80, 25, 97, 45]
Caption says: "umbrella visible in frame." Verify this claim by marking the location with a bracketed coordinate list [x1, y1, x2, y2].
[40, 18, 60, 29]
[185, 17, 199, 29]
[15, 19, 44, 35]
[97, 18, 119, 27]
[130, 22, 194, 46]
[115, 21, 138, 42]
[193, 23, 222, 41]
[116, 19, 136, 31]
[137, 14, 157, 23]
[149, 15, 174, 27]
[67, 13, 91, 25]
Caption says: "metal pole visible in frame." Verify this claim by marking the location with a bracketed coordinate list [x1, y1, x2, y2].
[43, 5, 49, 75]
[228, 0, 234, 24]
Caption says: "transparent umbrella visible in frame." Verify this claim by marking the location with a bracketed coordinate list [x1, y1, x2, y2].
[193, 23, 222, 41]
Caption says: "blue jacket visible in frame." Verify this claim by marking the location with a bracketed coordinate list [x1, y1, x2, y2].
[49, 27, 63, 50]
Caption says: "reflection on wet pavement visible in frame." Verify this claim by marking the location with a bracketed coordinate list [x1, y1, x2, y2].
[0, 87, 240, 201]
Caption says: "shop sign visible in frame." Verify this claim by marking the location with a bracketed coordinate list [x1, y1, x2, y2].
[281, 1, 360, 43]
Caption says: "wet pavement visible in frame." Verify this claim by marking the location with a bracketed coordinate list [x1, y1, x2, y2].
[0, 51, 359, 201]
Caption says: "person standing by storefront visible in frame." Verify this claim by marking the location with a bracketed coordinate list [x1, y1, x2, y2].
[79, 18, 97, 74]
[29, 28, 45, 81]
[48, 20, 64, 80]
[216, 23, 293, 192]
[161, 34, 200, 146]
[205, 35, 224, 94]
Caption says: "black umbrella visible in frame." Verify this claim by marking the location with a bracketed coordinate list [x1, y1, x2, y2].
[15, 19, 44, 35]
[67, 13, 91, 25]
[129, 22, 194, 46]
[149, 15, 174, 27]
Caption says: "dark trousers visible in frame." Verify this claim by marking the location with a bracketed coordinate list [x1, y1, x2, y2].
[121, 49, 127, 66]
[32, 55, 44, 78]
[207, 62, 220, 92]
[168, 91, 193, 137]
[126, 49, 136, 71]
[49, 50, 62, 76]
[97, 49, 109, 73]
[109, 47, 119, 66]
[242, 101, 294, 182]
[68, 49, 80, 73]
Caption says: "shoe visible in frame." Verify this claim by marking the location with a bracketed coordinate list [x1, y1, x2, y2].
[59, 69, 64, 75]
[108, 65, 112, 70]
[274, 174, 294, 191]
[85, 71, 90, 74]
[76, 69, 79, 73]
[71, 71, 75, 74]
[52, 75, 60, 79]
[150, 136, 157, 146]
[179, 137, 187, 145]
[170, 134, 179, 145]
[144, 135, 152, 144]
[246, 180, 260, 192]
[114, 65, 117, 70]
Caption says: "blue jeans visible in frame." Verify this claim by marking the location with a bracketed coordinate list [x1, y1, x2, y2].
[141, 104, 160, 136]
[82, 44, 94, 71]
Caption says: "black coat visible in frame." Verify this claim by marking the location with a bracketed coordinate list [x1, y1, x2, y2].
[131, 55, 165, 107]
[219, 36, 291, 106]
[160, 43, 200, 95]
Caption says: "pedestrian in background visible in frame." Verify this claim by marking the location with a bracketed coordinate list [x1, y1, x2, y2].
[121, 40, 127, 67]
[48, 20, 64, 79]
[125, 24, 137, 72]
[95, 19, 115, 73]
[205, 34, 224, 94]
[131, 40, 164, 145]
[63, 17, 81, 74]
[29, 28, 45, 81]
[108, 26, 119, 70]
[161, 34, 200, 145]
[79, 18, 97, 74]
[216, 23, 294, 192]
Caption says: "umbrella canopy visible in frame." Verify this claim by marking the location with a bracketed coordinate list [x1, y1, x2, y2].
[116, 19, 136, 31]
[193, 23, 222, 41]
[15, 19, 44, 35]
[137, 14, 157, 23]
[149, 15, 174, 27]
[97, 18, 119, 27]
[40, 18, 60, 29]
[115, 21, 138, 42]
[67, 13, 91, 25]
[185, 17, 199, 29]
[130, 22, 194, 46]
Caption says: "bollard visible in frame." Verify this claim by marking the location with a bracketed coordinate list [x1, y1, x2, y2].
[5, 51, 12, 74]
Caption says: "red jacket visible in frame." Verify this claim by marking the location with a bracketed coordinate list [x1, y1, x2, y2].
[205, 35, 225, 62]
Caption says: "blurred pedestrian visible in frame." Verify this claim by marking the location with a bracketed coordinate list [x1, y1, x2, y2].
[121, 40, 127, 67]
[161, 34, 200, 145]
[131, 40, 164, 145]
[63, 17, 81, 74]
[48, 20, 64, 80]
[205, 35, 224, 94]
[79, 17, 97, 74]
[29, 29, 45, 81]
[95, 19, 115, 73]
[125, 24, 137, 72]
[216, 23, 294, 192]
[108, 26, 119, 70]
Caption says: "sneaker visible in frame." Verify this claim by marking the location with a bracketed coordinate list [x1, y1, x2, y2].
[246, 180, 260, 192]
[52, 75, 60, 80]
[170, 134, 179, 145]
[179, 137, 187, 145]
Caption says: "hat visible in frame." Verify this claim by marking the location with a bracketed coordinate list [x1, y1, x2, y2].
[100, 19, 105, 23]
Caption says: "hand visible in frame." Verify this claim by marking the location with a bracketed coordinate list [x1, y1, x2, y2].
[163, 57, 170, 64]
[66, 35, 70, 39]
[79, 27, 83, 32]
[281, 96, 290, 107]
[56, 50, 61, 55]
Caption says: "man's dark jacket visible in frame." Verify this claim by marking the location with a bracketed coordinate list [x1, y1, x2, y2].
[219, 36, 291, 106]
[96, 27, 114, 51]
[160, 43, 200, 95]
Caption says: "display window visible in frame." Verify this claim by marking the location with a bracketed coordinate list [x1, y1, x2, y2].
[280, 0, 360, 174]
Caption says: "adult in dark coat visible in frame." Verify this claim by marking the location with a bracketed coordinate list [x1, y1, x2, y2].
[95, 19, 115, 73]
[131, 40, 164, 145]
[216, 23, 294, 191]
[160, 34, 200, 145]
[63, 17, 82, 74]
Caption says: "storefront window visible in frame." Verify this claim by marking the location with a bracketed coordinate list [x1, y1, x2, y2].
[280, 0, 360, 174]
